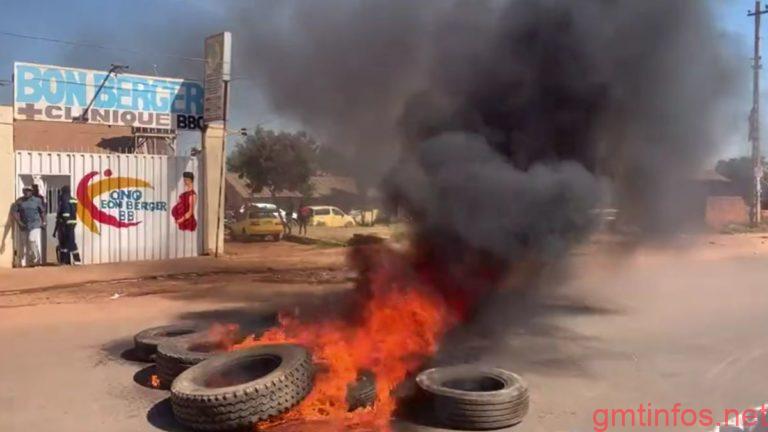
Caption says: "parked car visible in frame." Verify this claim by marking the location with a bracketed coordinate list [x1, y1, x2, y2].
[591, 208, 619, 231]
[309, 206, 356, 227]
[231, 208, 284, 241]
[241, 202, 294, 223]
[350, 208, 380, 226]
[224, 210, 236, 239]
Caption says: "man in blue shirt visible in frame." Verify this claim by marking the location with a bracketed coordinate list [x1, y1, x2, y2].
[13, 187, 45, 267]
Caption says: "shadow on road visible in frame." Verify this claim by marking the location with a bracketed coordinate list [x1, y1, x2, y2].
[100, 337, 153, 365]
[133, 364, 161, 390]
[147, 398, 185, 432]
[121, 346, 153, 363]
[434, 287, 626, 379]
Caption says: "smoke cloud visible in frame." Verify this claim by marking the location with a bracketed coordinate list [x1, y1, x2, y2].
[234, 0, 740, 252]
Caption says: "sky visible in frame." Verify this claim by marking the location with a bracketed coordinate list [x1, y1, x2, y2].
[0, 0, 760, 161]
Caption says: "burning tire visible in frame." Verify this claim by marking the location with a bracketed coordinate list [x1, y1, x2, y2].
[156, 337, 227, 389]
[133, 323, 203, 362]
[170, 344, 314, 431]
[346, 369, 376, 411]
[416, 366, 529, 430]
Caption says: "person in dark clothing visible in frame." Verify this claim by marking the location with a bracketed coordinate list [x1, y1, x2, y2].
[31, 184, 46, 209]
[55, 185, 80, 265]
[297, 203, 311, 236]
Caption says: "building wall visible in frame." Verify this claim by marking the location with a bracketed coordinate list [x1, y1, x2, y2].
[202, 124, 225, 256]
[705, 196, 749, 230]
[15, 150, 201, 265]
[0, 107, 14, 268]
[14, 120, 132, 153]
[225, 181, 249, 212]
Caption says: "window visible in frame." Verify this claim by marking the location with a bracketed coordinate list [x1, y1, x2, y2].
[249, 211, 276, 219]
[332, 208, 344, 216]
[314, 208, 330, 215]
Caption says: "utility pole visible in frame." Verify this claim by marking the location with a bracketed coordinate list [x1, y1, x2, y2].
[749, 1, 768, 226]
[75, 64, 128, 123]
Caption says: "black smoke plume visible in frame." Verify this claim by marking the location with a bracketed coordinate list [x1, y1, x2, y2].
[235, 0, 739, 257]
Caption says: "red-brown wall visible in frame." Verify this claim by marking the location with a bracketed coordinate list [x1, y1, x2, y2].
[14, 120, 132, 153]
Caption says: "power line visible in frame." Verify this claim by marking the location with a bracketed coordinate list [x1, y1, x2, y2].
[0, 30, 261, 83]
[0, 30, 206, 62]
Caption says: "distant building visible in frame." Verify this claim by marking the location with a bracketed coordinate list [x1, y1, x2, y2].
[225, 173, 362, 211]
[694, 169, 747, 230]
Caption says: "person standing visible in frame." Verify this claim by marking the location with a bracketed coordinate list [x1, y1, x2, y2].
[297, 203, 311, 236]
[55, 185, 80, 265]
[13, 187, 45, 267]
[31, 184, 46, 210]
[284, 202, 295, 235]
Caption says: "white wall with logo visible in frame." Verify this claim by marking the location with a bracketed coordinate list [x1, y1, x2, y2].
[15, 151, 201, 265]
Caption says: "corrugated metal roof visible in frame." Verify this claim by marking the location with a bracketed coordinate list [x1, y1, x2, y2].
[696, 169, 731, 182]
[226, 173, 358, 198]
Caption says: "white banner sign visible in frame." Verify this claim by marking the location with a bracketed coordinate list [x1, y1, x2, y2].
[14, 62, 205, 130]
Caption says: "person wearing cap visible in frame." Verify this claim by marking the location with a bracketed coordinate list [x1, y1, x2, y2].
[55, 185, 80, 265]
[12, 186, 46, 267]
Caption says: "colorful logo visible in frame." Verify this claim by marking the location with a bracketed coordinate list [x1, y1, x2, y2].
[76, 169, 167, 234]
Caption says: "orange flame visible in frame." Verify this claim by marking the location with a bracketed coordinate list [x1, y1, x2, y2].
[150, 374, 161, 389]
[231, 245, 457, 431]
[206, 322, 241, 348]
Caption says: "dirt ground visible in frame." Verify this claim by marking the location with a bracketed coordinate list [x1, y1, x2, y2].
[299, 224, 404, 243]
[4, 235, 768, 431]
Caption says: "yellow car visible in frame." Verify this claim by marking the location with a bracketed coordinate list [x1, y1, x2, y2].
[231, 209, 284, 241]
[309, 206, 356, 227]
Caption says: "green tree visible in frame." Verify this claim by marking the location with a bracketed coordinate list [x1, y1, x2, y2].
[715, 156, 768, 201]
[228, 127, 316, 224]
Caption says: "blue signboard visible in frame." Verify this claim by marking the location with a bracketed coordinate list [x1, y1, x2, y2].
[13, 62, 205, 130]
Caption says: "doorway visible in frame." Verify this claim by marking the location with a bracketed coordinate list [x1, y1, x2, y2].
[15, 174, 72, 266]
[41, 176, 72, 264]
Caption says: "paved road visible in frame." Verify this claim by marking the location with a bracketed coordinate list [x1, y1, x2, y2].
[4, 238, 768, 431]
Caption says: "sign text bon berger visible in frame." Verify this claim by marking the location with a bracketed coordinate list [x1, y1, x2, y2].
[13, 62, 205, 130]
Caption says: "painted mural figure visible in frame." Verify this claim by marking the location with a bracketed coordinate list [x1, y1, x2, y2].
[55, 185, 81, 265]
[172, 172, 197, 231]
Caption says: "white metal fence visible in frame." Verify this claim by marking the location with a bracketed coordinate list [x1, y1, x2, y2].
[14, 150, 202, 265]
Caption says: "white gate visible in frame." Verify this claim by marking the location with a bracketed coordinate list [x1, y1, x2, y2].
[15, 151, 202, 265]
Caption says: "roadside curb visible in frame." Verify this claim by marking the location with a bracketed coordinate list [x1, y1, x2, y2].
[284, 234, 347, 247]
[0, 265, 345, 296]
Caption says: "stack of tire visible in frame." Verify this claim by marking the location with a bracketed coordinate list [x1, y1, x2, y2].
[155, 336, 229, 389]
[416, 366, 529, 430]
[170, 344, 315, 431]
[132, 323, 204, 362]
[132, 324, 378, 431]
[133, 323, 221, 389]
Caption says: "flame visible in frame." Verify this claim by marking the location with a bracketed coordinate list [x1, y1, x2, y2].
[206, 322, 241, 348]
[150, 374, 160, 389]
[231, 244, 459, 431]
